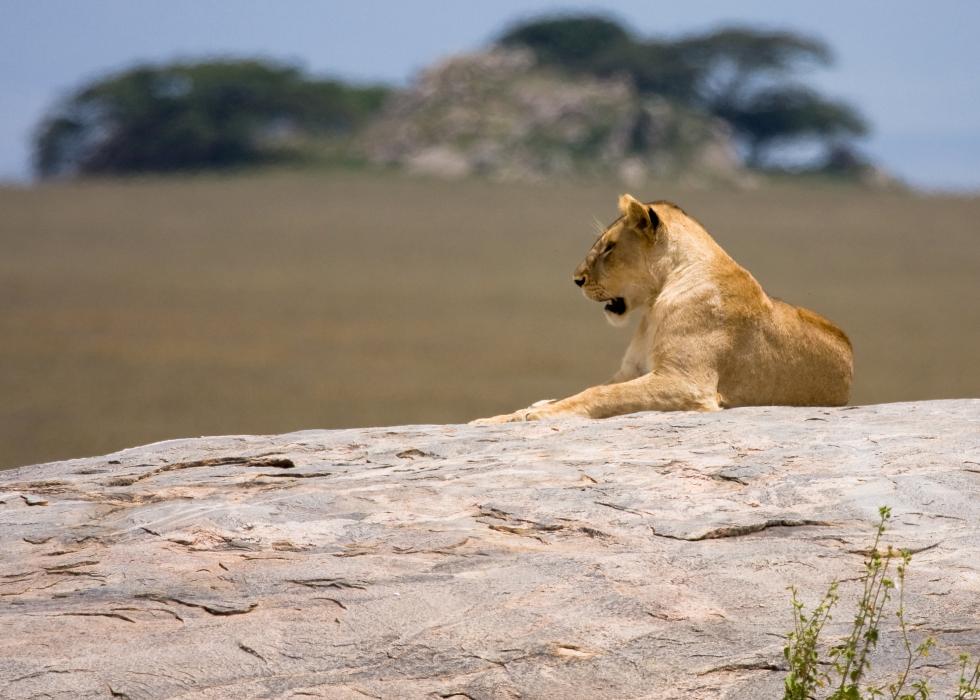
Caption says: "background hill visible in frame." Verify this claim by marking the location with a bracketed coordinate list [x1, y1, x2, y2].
[31, 15, 881, 185]
[362, 48, 739, 183]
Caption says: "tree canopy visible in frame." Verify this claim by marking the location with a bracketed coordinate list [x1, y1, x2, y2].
[498, 16, 631, 71]
[713, 86, 868, 166]
[498, 15, 867, 168]
[35, 59, 388, 177]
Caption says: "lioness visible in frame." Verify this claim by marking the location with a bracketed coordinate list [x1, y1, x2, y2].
[473, 194, 853, 423]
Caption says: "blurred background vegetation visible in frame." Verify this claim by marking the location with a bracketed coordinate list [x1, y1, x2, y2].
[2, 13, 978, 469]
[33, 16, 872, 180]
[34, 59, 389, 178]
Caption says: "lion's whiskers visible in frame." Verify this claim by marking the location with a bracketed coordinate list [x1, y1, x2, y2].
[590, 217, 605, 237]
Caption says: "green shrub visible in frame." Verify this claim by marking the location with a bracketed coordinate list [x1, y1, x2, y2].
[784, 506, 979, 699]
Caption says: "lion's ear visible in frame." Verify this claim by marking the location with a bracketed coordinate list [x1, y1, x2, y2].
[618, 194, 660, 233]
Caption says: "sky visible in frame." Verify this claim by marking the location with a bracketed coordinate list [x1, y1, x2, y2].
[2, 0, 979, 190]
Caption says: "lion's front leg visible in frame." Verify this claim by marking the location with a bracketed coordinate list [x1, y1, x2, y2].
[470, 373, 718, 424]
[524, 373, 720, 420]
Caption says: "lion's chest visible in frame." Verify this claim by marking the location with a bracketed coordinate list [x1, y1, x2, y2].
[622, 313, 656, 376]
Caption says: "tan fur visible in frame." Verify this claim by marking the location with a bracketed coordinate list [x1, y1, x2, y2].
[472, 194, 853, 423]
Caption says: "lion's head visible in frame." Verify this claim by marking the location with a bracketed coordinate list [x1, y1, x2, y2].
[573, 194, 665, 326]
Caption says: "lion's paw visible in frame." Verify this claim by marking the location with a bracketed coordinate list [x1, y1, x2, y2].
[469, 409, 534, 425]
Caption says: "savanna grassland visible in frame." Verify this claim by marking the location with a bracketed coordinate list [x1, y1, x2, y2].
[1, 170, 978, 469]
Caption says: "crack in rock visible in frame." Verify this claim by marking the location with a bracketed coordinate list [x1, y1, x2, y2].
[135, 593, 258, 616]
[11, 668, 95, 683]
[289, 577, 369, 590]
[107, 455, 295, 486]
[698, 660, 785, 675]
[653, 519, 831, 541]
[21, 494, 49, 506]
[237, 641, 267, 663]
[397, 448, 435, 459]
[60, 611, 135, 623]
[595, 501, 653, 517]
[847, 541, 941, 556]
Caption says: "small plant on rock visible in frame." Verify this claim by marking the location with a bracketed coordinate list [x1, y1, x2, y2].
[783, 506, 979, 700]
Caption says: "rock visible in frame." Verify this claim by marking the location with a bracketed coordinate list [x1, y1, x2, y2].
[404, 145, 474, 179]
[1, 400, 978, 699]
[363, 48, 742, 184]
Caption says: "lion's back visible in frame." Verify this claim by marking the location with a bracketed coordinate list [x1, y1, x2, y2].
[717, 296, 853, 407]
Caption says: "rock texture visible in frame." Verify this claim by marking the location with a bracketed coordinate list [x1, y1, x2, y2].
[1, 400, 978, 699]
[363, 49, 740, 184]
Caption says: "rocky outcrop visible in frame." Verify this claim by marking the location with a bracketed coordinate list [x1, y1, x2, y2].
[1, 400, 978, 699]
[363, 48, 741, 184]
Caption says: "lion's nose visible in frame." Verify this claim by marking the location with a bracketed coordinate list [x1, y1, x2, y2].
[574, 276, 586, 287]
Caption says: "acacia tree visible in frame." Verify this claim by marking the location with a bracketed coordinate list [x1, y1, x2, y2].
[712, 86, 868, 167]
[678, 27, 832, 107]
[498, 16, 700, 101]
[677, 28, 866, 166]
[498, 15, 868, 170]
[34, 59, 388, 177]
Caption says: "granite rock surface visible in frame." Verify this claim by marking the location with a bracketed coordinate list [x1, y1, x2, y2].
[1, 400, 978, 699]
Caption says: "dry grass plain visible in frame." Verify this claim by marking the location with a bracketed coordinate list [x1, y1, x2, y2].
[1, 169, 978, 469]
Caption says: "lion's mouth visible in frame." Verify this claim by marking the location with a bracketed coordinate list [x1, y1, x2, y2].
[604, 297, 627, 315]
